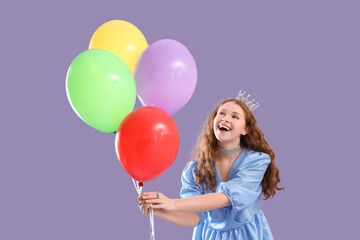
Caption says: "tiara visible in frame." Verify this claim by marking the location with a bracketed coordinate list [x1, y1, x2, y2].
[235, 90, 260, 111]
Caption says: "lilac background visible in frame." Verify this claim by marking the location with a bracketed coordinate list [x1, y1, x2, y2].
[1, 0, 359, 239]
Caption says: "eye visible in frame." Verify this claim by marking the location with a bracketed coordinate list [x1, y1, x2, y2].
[232, 115, 239, 119]
[218, 112, 225, 115]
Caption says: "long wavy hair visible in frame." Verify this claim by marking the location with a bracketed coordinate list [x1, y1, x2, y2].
[190, 99, 284, 200]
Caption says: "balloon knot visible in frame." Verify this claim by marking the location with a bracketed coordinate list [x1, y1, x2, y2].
[139, 182, 143, 187]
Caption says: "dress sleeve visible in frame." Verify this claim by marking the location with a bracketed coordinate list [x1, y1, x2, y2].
[179, 161, 208, 225]
[216, 152, 271, 212]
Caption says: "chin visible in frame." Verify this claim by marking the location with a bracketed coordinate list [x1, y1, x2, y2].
[216, 135, 240, 145]
[216, 138, 232, 144]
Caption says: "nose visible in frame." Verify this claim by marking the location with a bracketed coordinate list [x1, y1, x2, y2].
[222, 117, 229, 122]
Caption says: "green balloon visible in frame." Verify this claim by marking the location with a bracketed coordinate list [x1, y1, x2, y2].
[66, 49, 136, 133]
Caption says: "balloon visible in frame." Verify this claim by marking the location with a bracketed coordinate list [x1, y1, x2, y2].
[66, 49, 136, 133]
[115, 107, 180, 182]
[89, 20, 148, 74]
[134, 39, 197, 116]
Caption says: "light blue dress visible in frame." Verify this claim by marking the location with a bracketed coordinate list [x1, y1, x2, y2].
[180, 148, 274, 240]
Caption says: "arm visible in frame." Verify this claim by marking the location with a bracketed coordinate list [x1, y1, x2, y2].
[141, 192, 231, 212]
[175, 192, 231, 212]
[138, 199, 200, 226]
[140, 161, 230, 213]
[154, 209, 200, 227]
[143, 152, 271, 213]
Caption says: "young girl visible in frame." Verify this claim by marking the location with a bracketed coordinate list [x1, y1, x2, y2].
[138, 92, 283, 239]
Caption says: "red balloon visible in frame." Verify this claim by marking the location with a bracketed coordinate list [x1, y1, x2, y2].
[115, 106, 180, 182]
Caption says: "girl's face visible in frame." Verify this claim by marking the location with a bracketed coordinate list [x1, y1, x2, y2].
[213, 101, 248, 146]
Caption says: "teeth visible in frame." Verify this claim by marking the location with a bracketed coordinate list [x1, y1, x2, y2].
[219, 124, 230, 131]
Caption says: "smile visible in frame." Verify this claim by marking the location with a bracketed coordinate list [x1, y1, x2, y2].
[218, 123, 231, 132]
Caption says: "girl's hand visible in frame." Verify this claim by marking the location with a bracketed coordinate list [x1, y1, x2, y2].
[138, 200, 151, 215]
[139, 192, 177, 211]
[137, 195, 165, 216]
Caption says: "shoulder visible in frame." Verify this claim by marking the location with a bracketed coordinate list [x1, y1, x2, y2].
[182, 160, 199, 177]
[181, 160, 202, 185]
[242, 148, 271, 167]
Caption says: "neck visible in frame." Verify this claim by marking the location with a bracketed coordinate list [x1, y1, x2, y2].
[217, 140, 241, 150]
[217, 145, 241, 155]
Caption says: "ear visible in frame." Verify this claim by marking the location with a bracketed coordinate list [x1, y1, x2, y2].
[241, 127, 248, 136]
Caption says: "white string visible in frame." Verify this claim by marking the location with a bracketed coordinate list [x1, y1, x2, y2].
[132, 178, 155, 240]
[132, 178, 140, 195]
[150, 208, 155, 240]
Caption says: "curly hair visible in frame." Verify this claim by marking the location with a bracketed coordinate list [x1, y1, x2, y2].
[190, 99, 284, 200]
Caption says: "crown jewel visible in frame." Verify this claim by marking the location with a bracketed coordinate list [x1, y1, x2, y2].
[235, 90, 260, 111]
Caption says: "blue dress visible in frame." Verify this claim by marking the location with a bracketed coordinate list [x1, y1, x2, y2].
[180, 148, 274, 240]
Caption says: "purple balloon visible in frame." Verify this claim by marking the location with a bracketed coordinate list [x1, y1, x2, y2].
[134, 39, 197, 116]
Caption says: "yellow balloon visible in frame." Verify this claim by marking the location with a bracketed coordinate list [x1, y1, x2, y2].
[89, 20, 148, 74]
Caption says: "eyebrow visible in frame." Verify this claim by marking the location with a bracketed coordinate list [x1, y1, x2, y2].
[218, 109, 241, 115]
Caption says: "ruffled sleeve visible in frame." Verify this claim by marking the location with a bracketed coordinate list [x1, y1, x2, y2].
[180, 161, 208, 225]
[216, 152, 271, 212]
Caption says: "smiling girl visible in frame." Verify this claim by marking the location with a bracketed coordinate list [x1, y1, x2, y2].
[138, 91, 283, 240]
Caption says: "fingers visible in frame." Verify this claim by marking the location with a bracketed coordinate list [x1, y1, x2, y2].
[139, 199, 161, 207]
[138, 197, 157, 213]
[139, 202, 152, 215]
[138, 192, 165, 214]
[141, 192, 163, 200]
[150, 204, 162, 209]
[144, 198, 161, 204]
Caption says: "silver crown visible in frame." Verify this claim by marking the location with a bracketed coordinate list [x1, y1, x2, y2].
[235, 90, 260, 111]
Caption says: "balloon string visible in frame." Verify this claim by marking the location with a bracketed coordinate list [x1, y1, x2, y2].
[132, 178, 155, 240]
[150, 208, 155, 240]
[132, 178, 141, 195]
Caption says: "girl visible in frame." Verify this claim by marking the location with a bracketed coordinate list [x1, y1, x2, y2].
[138, 92, 283, 239]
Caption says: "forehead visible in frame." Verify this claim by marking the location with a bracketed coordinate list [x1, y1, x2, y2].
[218, 101, 245, 115]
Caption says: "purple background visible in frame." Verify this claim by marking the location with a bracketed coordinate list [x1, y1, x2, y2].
[1, 1, 359, 239]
